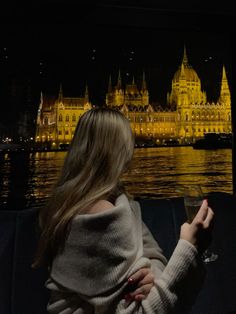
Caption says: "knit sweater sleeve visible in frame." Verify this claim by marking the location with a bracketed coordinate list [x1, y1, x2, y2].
[131, 200, 206, 314]
[130, 199, 167, 276]
[141, 239, 205, 314]
[142, 221, 168, 278]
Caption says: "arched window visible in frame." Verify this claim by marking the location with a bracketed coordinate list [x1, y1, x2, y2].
[44, 116, 48, 125]
[66, 115, 69, 122]
[72, 114, 76, 122]
[59, 114, 62, 122]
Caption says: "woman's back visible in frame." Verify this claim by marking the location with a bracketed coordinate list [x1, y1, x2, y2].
[33, 108, 213, 314]
[46, 194, 204, 314]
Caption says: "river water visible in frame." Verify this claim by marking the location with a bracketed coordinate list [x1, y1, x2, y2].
[0, 147, 232, 210]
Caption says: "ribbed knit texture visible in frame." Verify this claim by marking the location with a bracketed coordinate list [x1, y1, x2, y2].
[46, 194, 205, 314]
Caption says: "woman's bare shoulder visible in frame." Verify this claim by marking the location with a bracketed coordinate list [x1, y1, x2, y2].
[86, 199, 115, 214]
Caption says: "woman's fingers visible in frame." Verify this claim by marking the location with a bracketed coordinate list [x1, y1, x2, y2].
[193, 199, 208, 223]
[128, 267, 150, 285]
[125, 268, 155, 303]
[126, 283, 154, 300]
[136, 272, 155, 287]
[134, 294, 145, 302]
[193, 200, 214, 227]
[202, 206, 214, 228]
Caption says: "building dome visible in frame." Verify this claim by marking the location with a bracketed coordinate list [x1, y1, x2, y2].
[173, 65, 200, 83]
[173, 46, 200, 83]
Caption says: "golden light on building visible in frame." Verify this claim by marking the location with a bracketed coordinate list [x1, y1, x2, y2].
[35, 84, 92, 148]
[35, 47, 231, 147]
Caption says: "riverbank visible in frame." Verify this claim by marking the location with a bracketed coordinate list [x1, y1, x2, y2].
[0, 143, 193, 154]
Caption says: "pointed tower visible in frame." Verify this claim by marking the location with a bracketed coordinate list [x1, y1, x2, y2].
[35, 91, 44, 141]
[36, 91, 43, 126]
[182, 45, 189, 66]
[113, 69, 124, 107]
[219, 65, 231, 108]
[132, 76, 135, 85]
[58, 83, 63, 102]
[108, 74, 112, 93]
[141, 71, 149, 106]
[141, 71, 147, 91]
[84, 82, 89, 103]
[116, 69, 122, 90]
[84, 83, 92, 110]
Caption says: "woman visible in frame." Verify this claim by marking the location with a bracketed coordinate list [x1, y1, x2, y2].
[33, 108, 214, 313]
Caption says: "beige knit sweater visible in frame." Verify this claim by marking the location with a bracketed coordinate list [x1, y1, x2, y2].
[46, 193, 205, 314]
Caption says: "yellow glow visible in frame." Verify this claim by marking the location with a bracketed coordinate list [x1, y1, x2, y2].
[36, 52, 231, 145]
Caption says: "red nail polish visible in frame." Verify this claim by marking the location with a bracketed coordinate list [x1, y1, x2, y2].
[128, 277, 134, 283]
[124, 294, 132, 301]
[135, 295, 142, 302]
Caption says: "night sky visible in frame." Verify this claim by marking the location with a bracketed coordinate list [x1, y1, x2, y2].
[0, 2, 234, 137]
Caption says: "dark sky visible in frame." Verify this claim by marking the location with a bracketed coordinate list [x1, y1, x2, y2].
[0, 2, 234, 132]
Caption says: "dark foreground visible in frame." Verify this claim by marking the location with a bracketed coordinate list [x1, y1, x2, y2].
[1, 192, 236, 313]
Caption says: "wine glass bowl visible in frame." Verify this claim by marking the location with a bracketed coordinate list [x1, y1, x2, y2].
[182, 185, 218, 264]
[183, 185, 204, 223]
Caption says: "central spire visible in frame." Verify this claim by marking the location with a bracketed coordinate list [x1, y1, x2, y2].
[182, 45, 189, 66]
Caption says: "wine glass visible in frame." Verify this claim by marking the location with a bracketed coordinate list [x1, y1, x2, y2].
[183, 185, 218, 263]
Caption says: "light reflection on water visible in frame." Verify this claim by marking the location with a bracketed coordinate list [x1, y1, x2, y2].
[0, 147, 232, 210]
[122, 147, 232, 199]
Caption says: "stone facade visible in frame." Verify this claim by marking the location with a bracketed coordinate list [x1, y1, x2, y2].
[35, 85, 92, 148]
[106, 47, 231, 144]
[35, 48, 231, 147]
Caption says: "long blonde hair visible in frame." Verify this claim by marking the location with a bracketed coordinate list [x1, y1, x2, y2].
[33, 108, 135, 268]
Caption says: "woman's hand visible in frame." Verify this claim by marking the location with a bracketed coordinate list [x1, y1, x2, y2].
[180, 199, 214, 254]
[124, 267, 155, 302]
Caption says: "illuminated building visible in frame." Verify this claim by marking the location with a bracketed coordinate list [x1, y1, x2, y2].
[35, 84, 92, 147]
[106, 47, 231, 144]
[35, 48, 231, 147]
